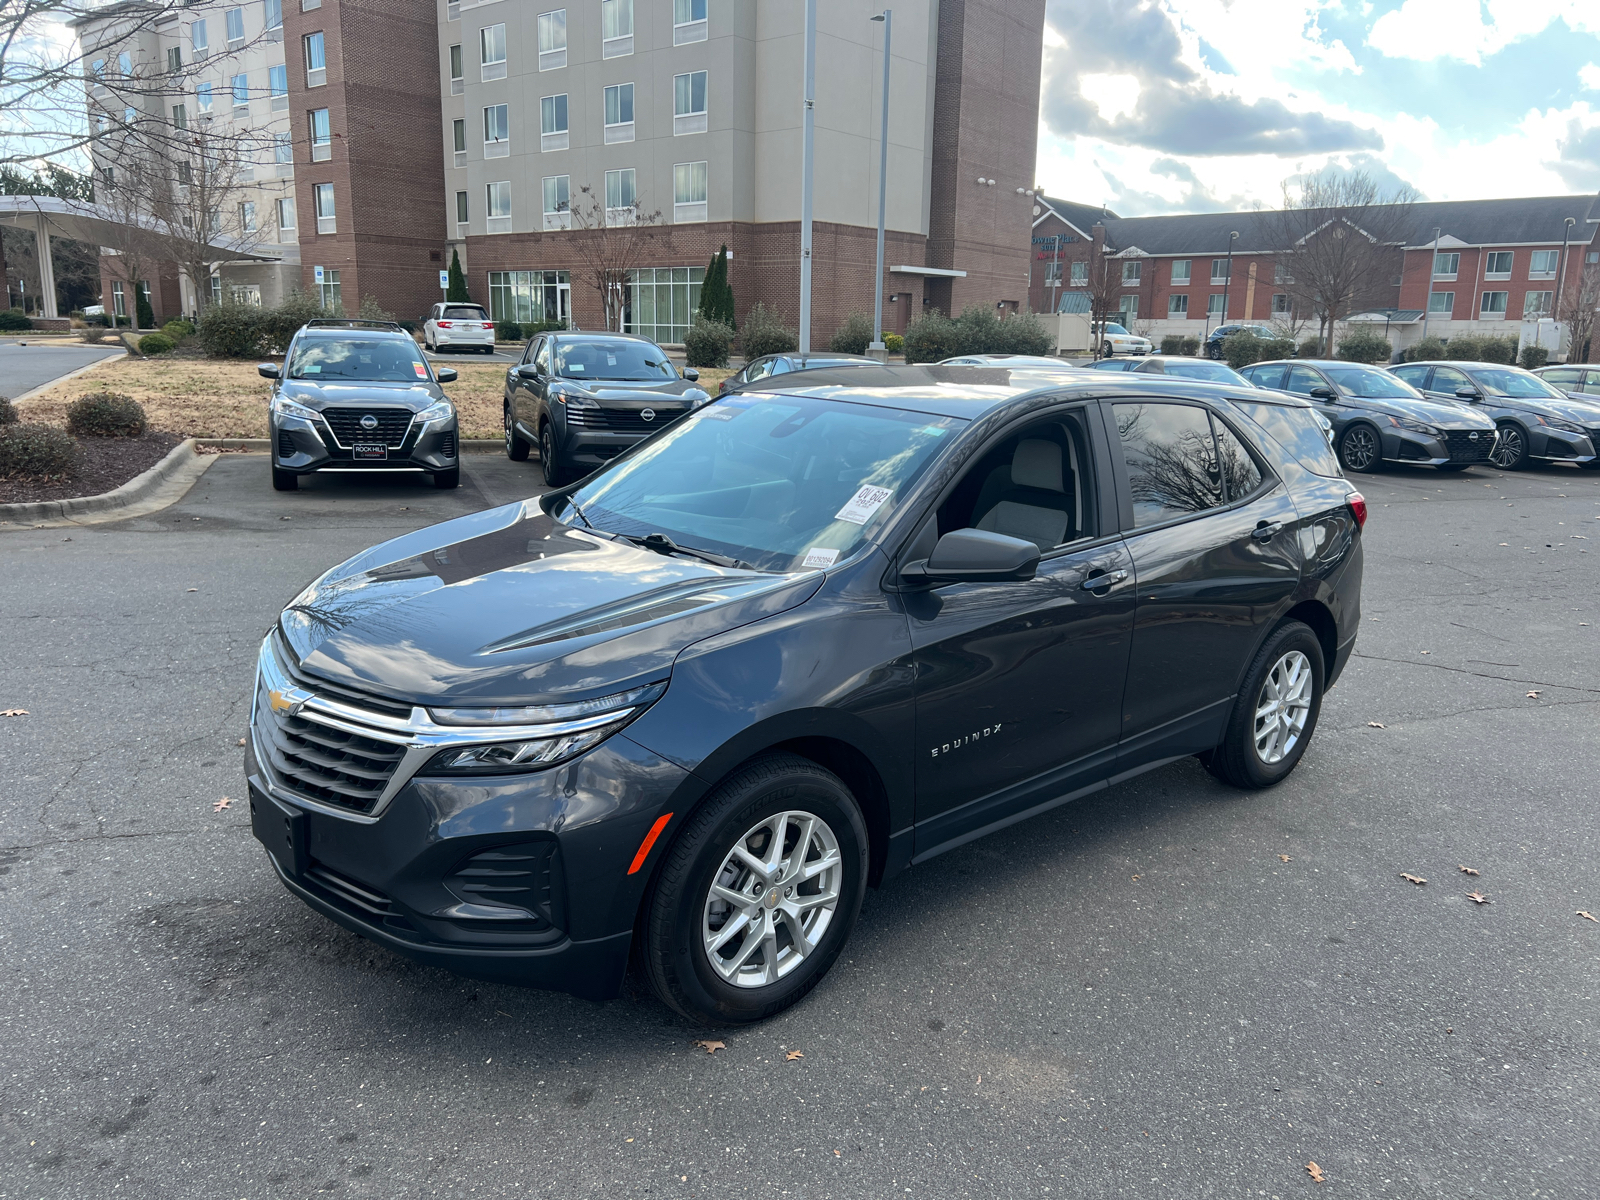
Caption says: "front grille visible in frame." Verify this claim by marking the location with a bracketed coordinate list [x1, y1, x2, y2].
[255, 682, 407, 814]
[306, 862, 417, 933]
[321, 406, 415, 449]
[277, 636, 413, 718]
[565, 406, 684, 433]
[444, 841, 564, 931]
[1443, 429, 1496, 463]
[278, 430, 296, 458]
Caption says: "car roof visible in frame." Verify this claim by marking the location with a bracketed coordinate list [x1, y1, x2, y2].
[550, 331, 656, 344]
[736, 364, 1316, 418]
[1397, 360, 1527, 371]
[1247, 359, 1385, 368]
[298, 325, 412, 340]
[773, 353, 879, 364]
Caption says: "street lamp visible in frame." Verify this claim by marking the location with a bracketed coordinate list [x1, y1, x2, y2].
[1556, 215, 1576, 360]
[867, 9, 892, 356]
[798, 0, 816, 353]
[1220, 230, 1239, 324]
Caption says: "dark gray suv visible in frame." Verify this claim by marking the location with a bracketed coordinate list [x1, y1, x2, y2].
[261, 320, 461, 491]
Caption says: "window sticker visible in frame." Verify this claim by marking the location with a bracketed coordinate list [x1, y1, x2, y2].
[834, 484, 893, 525]
[606, 353, 617, 365]
[569, 363, 586, 372]
[920, 425, 949, 437]
[302, 364, 321, 374]
[802, 547, 838, 569]
[696, 406, 738, 421]
[413, 362, 427, 378]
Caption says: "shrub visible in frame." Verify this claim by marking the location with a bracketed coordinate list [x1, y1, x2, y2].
[987, 311, 1055, 356]
[829, 312, 875, 355]
[952, 306, 1002, 354]
[1160, 335, 1186, 355]
[0, 309, 32, 332]
[0, 423, 80, 478]
[683, 316, 734, 368]
[162, 318, 195, 340]
[80, 323, 110, 345]
[698, 245, 736, 329]
[197, 301, 264, 358]
[1519, 344, 1550, 370]
[1335, 330, 1393, 365]
[138, 332, 174, 356]
[1297, 336, 1324, 359]
[494, 320, 523, 342]
[883, 332, 904, 355]
[902, 310, 960, 364]
[1222, 332, 1268, 369]
[357, 295, 394, 323]
[258, 289, 335, 354]
[1403, 336, 1447, 362]
[1443, 335, 1483, 362]
[0, 396, 16, 426]
[67, 391, 148, 437]
[740, 302, 799, 359]
[524, 318, 566, 336]
[1479, 335, 1516, 365]
[1180, 335, 1200, 357]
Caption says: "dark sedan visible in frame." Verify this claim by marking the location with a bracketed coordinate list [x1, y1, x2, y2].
[1085, 355, 1255, 385]
[1390, 361, 1600, 470]
[719, 352, 879, 394]
[1532, 363, 1600, 399]
[1240, 359, 1498, 473]
[504, 331, 711, 486]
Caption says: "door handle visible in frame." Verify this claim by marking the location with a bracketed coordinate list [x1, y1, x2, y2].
[1081, 569, 1128, 591]
[1251, 521, 1282, 543]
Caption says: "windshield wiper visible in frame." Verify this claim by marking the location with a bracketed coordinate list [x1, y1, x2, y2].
[621, 531, 755, 571]
[561, 496, 595, 529]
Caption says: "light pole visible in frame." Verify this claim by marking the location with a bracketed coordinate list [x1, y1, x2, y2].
[1050, 233, 1063, 314]
[797, 0, 817, 353]
[1420, 226, 1441, 343]
[867, 9, 892, 356]
[1556, 215, 1576, 360]
[1220, 229, 1239, 324]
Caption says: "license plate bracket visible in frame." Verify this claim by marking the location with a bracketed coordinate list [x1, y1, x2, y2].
[352, 443, 388, 460]
[250, 786, 308, 876]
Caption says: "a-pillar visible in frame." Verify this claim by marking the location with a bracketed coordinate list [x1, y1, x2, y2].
[32, 213, 59, 318]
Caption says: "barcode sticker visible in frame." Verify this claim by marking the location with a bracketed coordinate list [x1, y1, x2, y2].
[834, 485, 892, 525]
[802, 547, 839, 568]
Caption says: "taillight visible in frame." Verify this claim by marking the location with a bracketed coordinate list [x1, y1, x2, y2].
[1346, 491, 1367, 529]
[484, 321, 494, 329]
[437, 320, 453, 328]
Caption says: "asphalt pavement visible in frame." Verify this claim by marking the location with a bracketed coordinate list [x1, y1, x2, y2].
[2, 453, 1597, 1199]
[0, 342, 124, 399]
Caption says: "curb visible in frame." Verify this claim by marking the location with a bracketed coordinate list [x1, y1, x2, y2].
[9, 348, 128, 404]
[191, 438, 504, 454]
[0, 437, 217, 529]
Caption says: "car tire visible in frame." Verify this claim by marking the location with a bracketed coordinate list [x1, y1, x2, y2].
[1337, 424, 1383, 473]
[1206, 620, 1325, 790]
[432, 467, 460, 489]
[271, 467, 298, 491]
[1101, 341, 1114, 358]
[504, 405, 531, 461]
[640, 753, 869, 1025]
[1489, 422, 1528, 470]
[539, 423, 574, 488]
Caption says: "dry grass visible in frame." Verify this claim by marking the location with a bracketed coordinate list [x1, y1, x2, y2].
[18, 356, 737, 440]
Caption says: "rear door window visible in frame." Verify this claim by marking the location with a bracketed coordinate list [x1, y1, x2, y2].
[1230, 401, 1341, 478]
[1113, 402, 1222, 527]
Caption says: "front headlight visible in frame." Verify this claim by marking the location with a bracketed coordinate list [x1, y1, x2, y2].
[1539, 416, 1586, 434]
[416, 400, 454, 425]
[423, 722, 624, 774]
[1392, 416, 1440, 436]
[549, 387, 597, 409]
[272, 396, 320, 422]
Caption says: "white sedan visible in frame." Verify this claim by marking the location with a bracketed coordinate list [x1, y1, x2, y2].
[423, 302, 496, 353]
[1098, 322, 1152, 357]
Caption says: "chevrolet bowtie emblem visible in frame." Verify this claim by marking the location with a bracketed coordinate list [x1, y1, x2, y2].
[268, 686, 311, 716]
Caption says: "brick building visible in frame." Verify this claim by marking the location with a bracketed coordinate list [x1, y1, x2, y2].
[75, 0, 1048, 344]
[1029, 192, 1600, 362]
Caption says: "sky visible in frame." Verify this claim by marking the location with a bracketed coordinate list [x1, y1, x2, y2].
[1034, 0, 1600, 216]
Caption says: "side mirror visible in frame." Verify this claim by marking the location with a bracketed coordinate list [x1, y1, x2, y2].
[434, 366, 457, 383]
[257, 363, 280, 379]
[516, 363, 541, 380]
[901, 529, 1040, 585]
[1308, 385, 1335, 400]
[683, 367, 700, 382]
[1455, 388, 1482, 401]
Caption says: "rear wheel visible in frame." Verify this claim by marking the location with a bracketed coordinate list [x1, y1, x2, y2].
[504, 405, 531, 461]
[1338, 424, 1382, 473]
[641, 753, 868, 1025]
[432, 467, 459, 489]
[1207, 620, 1325, 789]
[271, 467, 298, 491]
[1489, 422, 1528, 470]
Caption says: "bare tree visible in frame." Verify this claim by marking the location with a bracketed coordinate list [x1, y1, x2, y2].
[1085, 250, 1125, 358]
[566, 184, 664, 332]
[92, 141, 174, 329]
[1561, 260, 1600, 366]
[1259, 170, 1417, 358]
[151, 123, 251, 313]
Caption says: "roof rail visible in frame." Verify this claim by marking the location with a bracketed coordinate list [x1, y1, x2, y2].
[303, 318, 407, 332]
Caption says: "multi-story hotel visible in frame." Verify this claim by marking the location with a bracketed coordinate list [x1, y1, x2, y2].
[75, 0, 1048, 344]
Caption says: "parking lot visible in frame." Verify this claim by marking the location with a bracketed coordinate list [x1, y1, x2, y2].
[3, 452, 1597, 1198]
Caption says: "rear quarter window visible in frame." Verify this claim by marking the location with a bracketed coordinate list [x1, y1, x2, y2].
[1230, 401, 1342, 478]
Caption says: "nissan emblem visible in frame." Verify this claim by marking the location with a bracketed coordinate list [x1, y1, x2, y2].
[360, 414, 379, 430]
[641, 408, 656, 422]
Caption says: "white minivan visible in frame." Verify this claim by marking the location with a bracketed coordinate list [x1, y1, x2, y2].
[423, 302, 495, 353]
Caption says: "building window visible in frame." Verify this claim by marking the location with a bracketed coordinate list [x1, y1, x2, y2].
[542, 174, 570, 229]
[486, 180, 512, 233]
[1167, 293, 1188, 317]
[540, 93, 568, 151]
[269, 64, 288, 109]
[196, 82, 213, 114]
[273, 131, 292, 164]
[239, 200, 256, 232]
[304, 32, 325, 87]
[452, 118, 467, 167]
[232, 73, 250, 109]
[1118, 296, 1138, 324]
[101, 164, 113, 186]
[1589, 251, 1600, 265]
[1484, 251, 1513, 279]
[1274, 262, 1293, 285]
[1210, 258, 1230, 284]
[1069, 260, 1087, 286]
[480, 23, 507, 80]
[1121, 260, 1141, 284]
[672, 160, 707, 223]
[673, 70, 707, 136]
[91, 58, 106, 85]
[1523, 290, 1554, 319]
[171, 103, 188, 129]
[601, 0, 633, 57]
[538, 9, 567, 70]
[265, 0, 283, 32]
[626, 266, 704, 344]
[124, 106, 138, 125]
[1479, 290, 1508, 318]
[605, 167, 636, 220]
[317, 268, 340, 310]
[1170, 259, 1190, 284]
[673, 0, 707, 44]
[603, 83, 634, 143]
[309, 108, 331, 160]
[1207, 293, 1225, 318]
[276, 196, 295, 237]
[1529, 250, 1558, 278]
[490, 270, 571, 326]
[177, 161, 194, 187]
[167, 46, 183, 73]
[1427, 291, 1453, 314]
[1270, 293, 1290, 315]
[314, 181, 335, 233]
[112, 281, 126, 318]
[1433, 251, 1459, 279]
[456, 190, 468, 225]
[226, 6, 246, 46]
[484, 103, 510, 157]
[449, 43, 463, 93]
[191, 21, 208, 59]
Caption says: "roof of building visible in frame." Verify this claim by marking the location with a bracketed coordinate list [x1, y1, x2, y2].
[1035, 195, 1120, 239]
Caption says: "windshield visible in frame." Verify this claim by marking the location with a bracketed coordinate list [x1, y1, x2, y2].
[1470, 368, 1565, 399]
[555, 338, 676, 382]
[1103, 324, 1129, 336]
[1162, 361, 1249, 384]
[288, 338, 430, 382]
[1322, 365, 1422, 399]
[565, 395, 964, 572]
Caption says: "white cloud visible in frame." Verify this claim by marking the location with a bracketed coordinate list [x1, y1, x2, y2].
[1369, 0, 1600, 64]
[1580, 62, 1600, 91]
[1078, 73, 1142, 122]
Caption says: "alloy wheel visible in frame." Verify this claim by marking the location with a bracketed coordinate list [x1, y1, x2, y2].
[701, 810, 843, 989]
[1489, 424, 1524, 469]
[1253, 650, 1313, 765]
[503, 407, 513, 454]
[1341, 426, 1379, 472]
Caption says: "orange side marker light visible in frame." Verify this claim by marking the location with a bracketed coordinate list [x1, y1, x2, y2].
[627, 812, 674, 875]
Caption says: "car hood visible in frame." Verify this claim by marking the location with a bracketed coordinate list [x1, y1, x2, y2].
[553, 376, 709, 404]
[279, 378, 447, 412]
[277, 500, 823, 706]
[1502, 394, 1600, 425]
[1351, 395, 1496, 427]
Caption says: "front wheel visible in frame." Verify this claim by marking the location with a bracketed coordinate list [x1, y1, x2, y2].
[505, 405, 531, 461]
[1338, 424, 1382, 473]
[641, 754, 869, 1025]
[1489, 422, 1528, 470]
[1101, 341, 1114, 358]
[1207, 620, 1325, 789]
[539, 423, 575, 488]
[271, 467, 298, 491]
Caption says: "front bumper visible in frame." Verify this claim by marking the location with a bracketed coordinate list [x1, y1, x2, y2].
[1388, 426, 1499, 467]
[1531, 427, 1597, 463]
[554, 409, 690, 471]
[273, 413, 459, 476]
